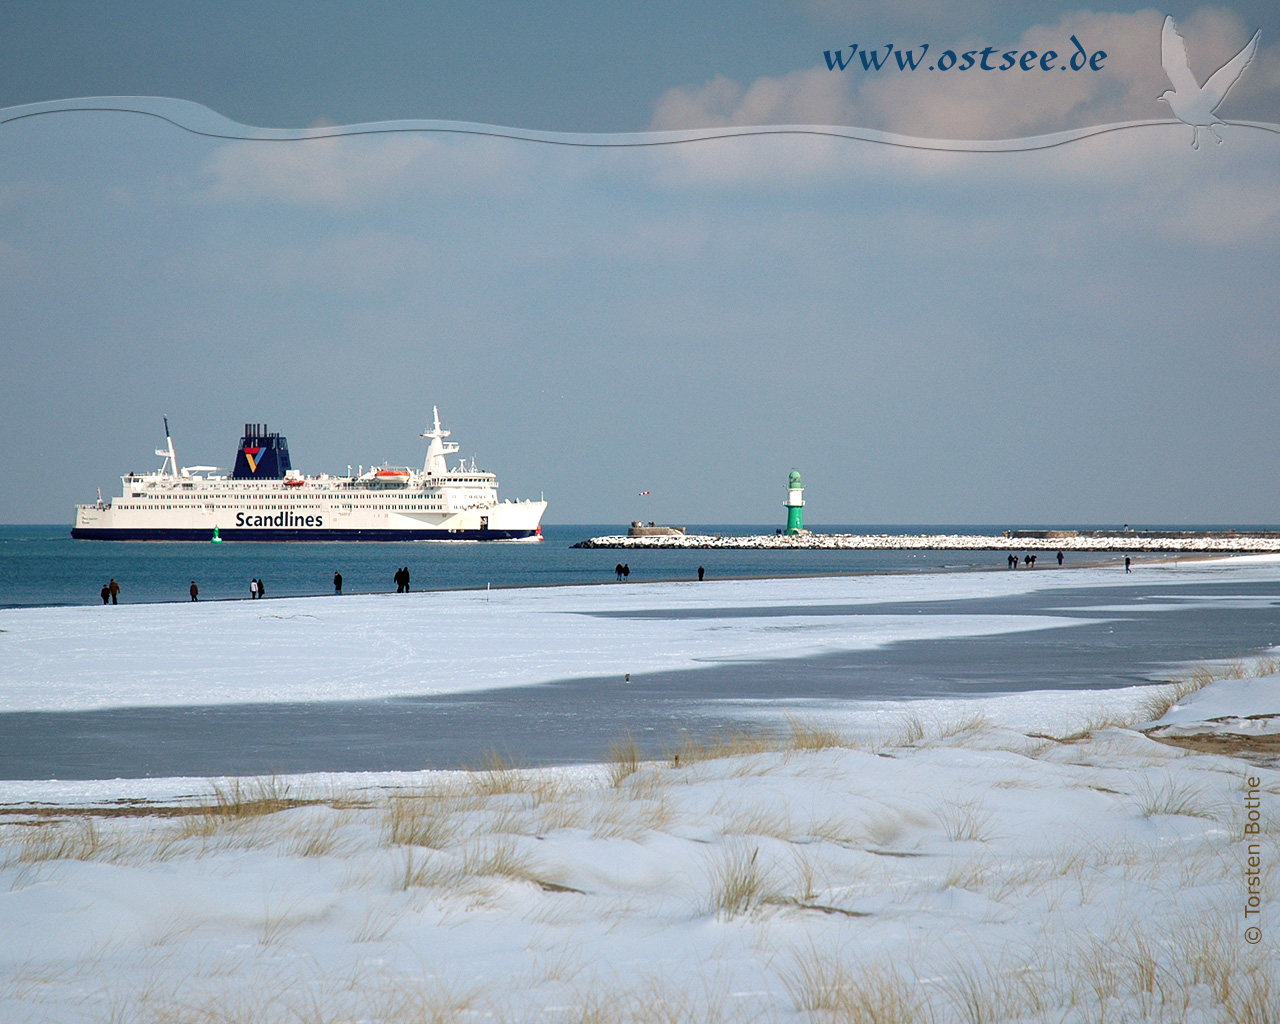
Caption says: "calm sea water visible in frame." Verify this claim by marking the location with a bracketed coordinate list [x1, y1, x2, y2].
[0, 524, 1062, 608]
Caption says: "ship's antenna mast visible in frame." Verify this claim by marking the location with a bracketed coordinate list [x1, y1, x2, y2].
[155, 415, 178, 478]
[419, 405, 459, 476]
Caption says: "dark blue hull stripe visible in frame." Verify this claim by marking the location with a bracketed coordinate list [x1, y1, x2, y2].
[71, 528, 539, 542]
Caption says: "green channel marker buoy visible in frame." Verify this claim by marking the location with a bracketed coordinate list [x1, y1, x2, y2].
[211, 526, 222, 543]
[784, 470, 805, 534]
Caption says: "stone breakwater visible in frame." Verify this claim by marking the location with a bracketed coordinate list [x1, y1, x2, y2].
[573, 532, 1280, 552]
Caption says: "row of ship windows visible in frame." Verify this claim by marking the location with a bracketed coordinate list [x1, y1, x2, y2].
[131, 492, 479, 498]
[119, 504, 448, 511]
[142, 494, 468, 499]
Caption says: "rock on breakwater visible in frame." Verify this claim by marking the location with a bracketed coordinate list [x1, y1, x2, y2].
[572, 532, 1280, 552]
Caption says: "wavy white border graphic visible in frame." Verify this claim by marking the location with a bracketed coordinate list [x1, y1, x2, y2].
[1, 18, 1274, 153]
[2, 96, 1278, 154]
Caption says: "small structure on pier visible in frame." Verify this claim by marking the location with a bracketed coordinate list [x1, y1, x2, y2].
[627, 521, 686, 537]
[785, 470, 806, 535]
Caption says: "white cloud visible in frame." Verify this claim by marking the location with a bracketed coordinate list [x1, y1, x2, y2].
[651, 69, 858, 131]
[202, 132, 531, 206]
[204, 135, 426, 203]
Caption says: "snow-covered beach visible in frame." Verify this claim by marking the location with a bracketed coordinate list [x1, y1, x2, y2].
[5, 555, 1280, 717]
[1, 559, 1277, 1022]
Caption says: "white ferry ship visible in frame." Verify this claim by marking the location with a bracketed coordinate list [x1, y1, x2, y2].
[72, 409, 546, 542]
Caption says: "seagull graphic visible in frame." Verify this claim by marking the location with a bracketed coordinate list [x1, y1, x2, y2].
[1159, 15, 1260, 149]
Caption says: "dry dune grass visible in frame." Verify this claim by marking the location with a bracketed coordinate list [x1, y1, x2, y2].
[112, 973, 486, 1024]
[468, 749, 526, 797]
[935, 952, 1048, 1024]
[936, 799, 996, 843]
[705, 843, 774, 918]
[589, 794, 674, 841]
[284, 809, 355, 858]
[1130, 771, 1221, 820]
[785, 716, 846, 752]
[158, 777, 328, 854]
[384, 790, 462, 850]
[775, 921, 1279, 1024]
[663, 715, 871, 769]
[1152, 732, 1280, 759]
[3, 706, 1277, 1024]
[782, 950, 923, 1023]
[934, 711, 992, 739]
[896, 713, 927, 746]
[1139, 665, 1224, 724]
[721, 802, 795, 841]
[1139, 654, 1280, 725]
[608, 732, 642, 788]
[666, 727, 783, 767]
[87, 945, 1262, 1024]
[4, 817, 113, 867]
[1028, 710, 1137, 745]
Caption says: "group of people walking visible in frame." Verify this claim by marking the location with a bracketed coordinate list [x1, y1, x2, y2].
[1006, 551, 1132, 571]
[1007, 551, 1067, 569]
[175, 568, 409, 601]
[612, 564, 705, 582]
[109, 566, 436, 602]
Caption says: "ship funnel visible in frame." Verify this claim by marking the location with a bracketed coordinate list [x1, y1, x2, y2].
[232, 423, 293, 479]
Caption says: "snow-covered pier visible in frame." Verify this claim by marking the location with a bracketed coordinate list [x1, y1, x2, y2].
[573, 530, 1280, 552]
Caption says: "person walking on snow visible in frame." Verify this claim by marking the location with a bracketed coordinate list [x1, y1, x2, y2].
[100, 583, 110, 605]
[334, 571, 343, 595]
[189, 580, 199, 601]
[108, 579, 120, 604]
[250, 578, 258, 599]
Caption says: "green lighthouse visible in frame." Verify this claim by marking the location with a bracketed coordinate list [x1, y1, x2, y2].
[785, 470, 805, 534]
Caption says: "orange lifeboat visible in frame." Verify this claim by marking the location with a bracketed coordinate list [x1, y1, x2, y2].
[283, 477, 305, 487]
[374, 468, 411, 480]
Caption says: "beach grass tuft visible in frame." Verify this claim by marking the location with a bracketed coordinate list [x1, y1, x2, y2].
[706, 843, 773, 918]
[383, 790, 460, 850]
[782, 949, 924, 1023]
[607, 732, 642, 788]
[1131, 772, 1217, 820]
[785, 715, 846, 751]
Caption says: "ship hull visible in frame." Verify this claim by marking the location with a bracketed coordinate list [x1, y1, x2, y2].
[71, 527, 541, 542]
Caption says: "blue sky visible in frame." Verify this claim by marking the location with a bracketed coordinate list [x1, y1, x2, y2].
[2, 3, 1278, 525]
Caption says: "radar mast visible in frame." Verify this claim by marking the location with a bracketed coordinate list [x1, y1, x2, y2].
[420, 406, 460, 476]
[154, 416, 178, 478]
